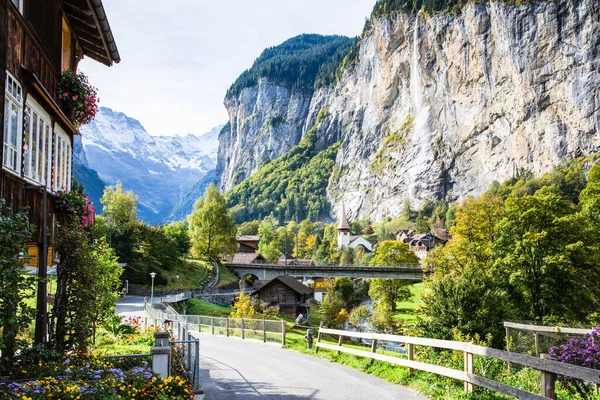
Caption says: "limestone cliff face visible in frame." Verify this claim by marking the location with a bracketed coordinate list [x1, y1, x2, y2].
[216, 79, 311, 191]
[218, 0, 600, 221]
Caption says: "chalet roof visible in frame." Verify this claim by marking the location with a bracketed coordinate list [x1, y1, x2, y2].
[61, 0, 120, 66]
[255, 275, 313, 295]
[338, 204, 350, 231]
[237, 235, 260, 242]
[232, 252, 265, 264]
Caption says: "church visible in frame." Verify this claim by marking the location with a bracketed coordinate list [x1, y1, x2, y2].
[337, 205, 373, 252]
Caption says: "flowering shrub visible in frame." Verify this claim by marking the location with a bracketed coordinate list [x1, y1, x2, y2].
[0, 364, 193, 399]
[57, 70, 99, 128]
[1, 351, 194, 399]
[54, 190, 95, 227]
[550, 325, 600, 397]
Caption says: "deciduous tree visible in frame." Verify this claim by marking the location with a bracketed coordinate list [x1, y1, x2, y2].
[188, 184, 237, 258]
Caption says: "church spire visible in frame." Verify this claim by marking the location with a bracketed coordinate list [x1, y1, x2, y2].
[337, 204, 350, 231]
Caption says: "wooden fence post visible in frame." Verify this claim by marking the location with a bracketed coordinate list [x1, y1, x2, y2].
[371, 339, 378, 353]
[226, 317, 230, 337]
[211, 317, 214, 335]
[407, 343, 414, 376]
[263, 318, 266, 343]
[315, 327, 322, 353]
[541, 354, 557, 400]
[464, 351, 474, 393]
[241, 318, 245, 339]
[505, 326, 511, 373]
[535, 332, 540, 357]
[281, 320, 286, 347]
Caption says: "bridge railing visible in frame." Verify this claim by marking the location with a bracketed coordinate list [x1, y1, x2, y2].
[160, 291, 192, 303]
[315, 327, 600, 399]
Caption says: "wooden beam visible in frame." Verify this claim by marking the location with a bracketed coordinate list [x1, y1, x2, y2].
[503, 322, 591, 336]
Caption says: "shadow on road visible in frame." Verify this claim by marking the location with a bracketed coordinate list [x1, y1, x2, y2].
[200, 356, 319, 399]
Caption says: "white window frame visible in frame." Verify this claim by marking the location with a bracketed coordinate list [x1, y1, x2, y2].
[3, 72, 23, 174]
[23, 97, 52, 187]
[53, 126, 71, 192]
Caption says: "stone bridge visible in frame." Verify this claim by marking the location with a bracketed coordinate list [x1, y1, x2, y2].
[225, 263, 426, 281]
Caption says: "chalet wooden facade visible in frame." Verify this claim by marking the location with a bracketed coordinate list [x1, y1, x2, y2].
[253, 275, 313, 318]
[0, 0, 119, 341]
[1, 0, 119, 238]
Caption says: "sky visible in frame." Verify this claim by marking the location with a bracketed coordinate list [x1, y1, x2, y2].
[80, 1, 375, 137]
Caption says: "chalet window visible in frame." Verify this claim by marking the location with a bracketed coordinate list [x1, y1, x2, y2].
[3, 73, 23, 173]
[53, 126, 71, 192]
[23, 98, 52, 187]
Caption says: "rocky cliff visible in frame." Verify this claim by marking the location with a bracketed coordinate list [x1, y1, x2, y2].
[218, 0, 600, 221]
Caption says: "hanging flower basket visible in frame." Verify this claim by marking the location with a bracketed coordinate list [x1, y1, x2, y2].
[54, 190, 95, 227]
[57, 70, 99, 129]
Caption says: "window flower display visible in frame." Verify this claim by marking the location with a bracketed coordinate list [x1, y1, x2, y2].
[56, 70, 99, 128]
[54, 190, 95, 227]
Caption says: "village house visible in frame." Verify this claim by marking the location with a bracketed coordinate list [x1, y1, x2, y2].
[337, 205, 373, 252]
[253, 275, 313, 318]
[396, 229, 449, 259]
[236, 235, 259, 253]
[0, 0, 119, 341]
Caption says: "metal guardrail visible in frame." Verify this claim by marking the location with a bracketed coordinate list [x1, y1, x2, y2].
[316, 328, 600, 400]
[145, 302, 286, 346]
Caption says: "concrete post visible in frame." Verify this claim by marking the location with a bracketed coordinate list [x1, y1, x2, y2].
[151, 332, 171, 378]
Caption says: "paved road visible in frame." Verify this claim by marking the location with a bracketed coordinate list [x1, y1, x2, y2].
[115, 297, 425, 399]
[198, 334, 425, 400]
[115, 295, 147, 318]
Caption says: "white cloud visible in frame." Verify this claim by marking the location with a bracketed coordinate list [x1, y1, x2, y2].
[81, 0, 374, 136]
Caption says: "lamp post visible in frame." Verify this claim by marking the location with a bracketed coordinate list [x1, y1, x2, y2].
[125, 279, 129, 295]
[150, 272, 156, 304]
[176, 275, 179, 292]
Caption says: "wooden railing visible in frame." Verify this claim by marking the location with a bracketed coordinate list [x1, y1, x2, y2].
[315, 328, 600, 400]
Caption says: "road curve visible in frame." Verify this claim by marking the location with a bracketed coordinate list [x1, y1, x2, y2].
[198, 334, 426, 400]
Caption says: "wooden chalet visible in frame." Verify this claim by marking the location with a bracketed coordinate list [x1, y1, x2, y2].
[253, 275, 313, 318]
[236, 235, 259, 253]
[0, 0, 119, 341]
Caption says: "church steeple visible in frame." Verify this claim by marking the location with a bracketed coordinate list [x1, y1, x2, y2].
[337, 204, 351, 248]
[337, 204, 350, 231]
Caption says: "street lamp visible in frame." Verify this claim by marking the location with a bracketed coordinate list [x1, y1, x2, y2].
[149, 272, 156, 304]
[176, 275, 179, 292]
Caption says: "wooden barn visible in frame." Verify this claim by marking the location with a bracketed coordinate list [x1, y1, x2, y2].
[253, 275, 313, 318]
[0, 0, 120, 342]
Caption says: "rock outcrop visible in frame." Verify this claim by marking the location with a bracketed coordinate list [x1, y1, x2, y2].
[218, 0, 600, 221]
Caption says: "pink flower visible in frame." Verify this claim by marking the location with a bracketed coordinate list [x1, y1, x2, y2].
[72, 95, 78, 101]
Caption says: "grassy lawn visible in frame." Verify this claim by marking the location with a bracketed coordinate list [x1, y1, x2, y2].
[153, 258, 212, 291]
[216, 265, 239, 288]
[392, 282, 424, 324]
[175, 298, 232, 317]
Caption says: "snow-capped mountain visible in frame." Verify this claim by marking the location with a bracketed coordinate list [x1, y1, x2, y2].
[75, 107, 222, 224]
